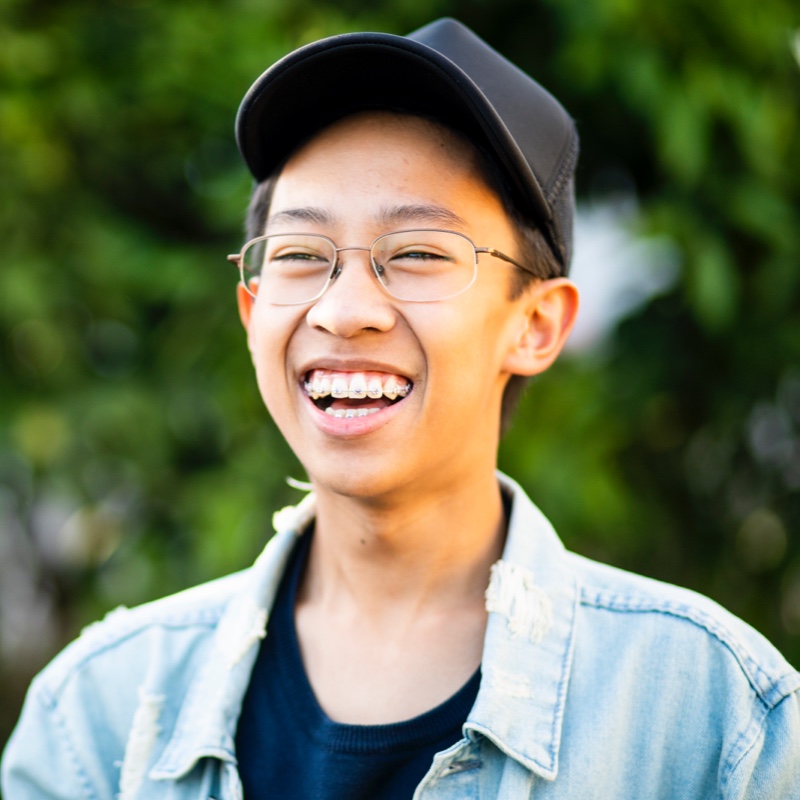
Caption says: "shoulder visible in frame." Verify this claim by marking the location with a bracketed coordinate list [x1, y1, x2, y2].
[2, 569, 255, 798]
[567, 551, 799, 705]
[501, 473, 798, 705]
[33, 569, 250, 704]
[556, 552, 800, 794]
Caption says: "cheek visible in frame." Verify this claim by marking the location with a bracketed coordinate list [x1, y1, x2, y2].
[417, 304, 513, 404]
[246, 308, 300, 401]
[432, 294, 516, 364]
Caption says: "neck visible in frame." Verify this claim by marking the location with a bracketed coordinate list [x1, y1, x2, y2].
[301, 469, 506, 616]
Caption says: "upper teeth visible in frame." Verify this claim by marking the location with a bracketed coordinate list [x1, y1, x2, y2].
[305, 371, 411, 400]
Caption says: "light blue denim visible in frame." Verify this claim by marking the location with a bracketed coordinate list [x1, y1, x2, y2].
[3, 473, 799, 799]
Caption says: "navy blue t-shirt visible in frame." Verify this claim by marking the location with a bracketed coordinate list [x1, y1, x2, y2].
[235, 532, 481, 799]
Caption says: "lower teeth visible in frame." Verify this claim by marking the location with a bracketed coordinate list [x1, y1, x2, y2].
[325, 407, 381, 419]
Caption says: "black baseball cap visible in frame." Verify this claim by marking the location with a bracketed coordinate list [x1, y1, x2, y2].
[235, 18, 578, 270]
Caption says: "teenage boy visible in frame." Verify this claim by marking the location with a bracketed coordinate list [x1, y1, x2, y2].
[3, 17, 799, 800]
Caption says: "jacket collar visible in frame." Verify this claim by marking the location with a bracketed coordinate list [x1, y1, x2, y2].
[150, 493, 316, 780]
[465, 472, 578, 781]
[150, 475, 577, 782]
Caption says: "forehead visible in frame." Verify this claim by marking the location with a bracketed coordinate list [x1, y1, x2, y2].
[267, 111, 509, 231]
[288, 110, 479, 165]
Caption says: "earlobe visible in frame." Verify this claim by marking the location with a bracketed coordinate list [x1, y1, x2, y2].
[237, 280, 258, 329]
[504, 278, 580, 376]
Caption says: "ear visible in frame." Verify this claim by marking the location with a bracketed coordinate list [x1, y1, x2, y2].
[503, 278, 580, 376]
[236, 278, 259, 330]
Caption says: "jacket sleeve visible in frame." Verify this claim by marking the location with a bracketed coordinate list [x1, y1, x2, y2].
[1, 677, 105, 800]
[726, 689, 800, 800]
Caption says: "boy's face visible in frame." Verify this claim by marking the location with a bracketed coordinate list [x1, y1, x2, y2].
[238, 112, 541, 502]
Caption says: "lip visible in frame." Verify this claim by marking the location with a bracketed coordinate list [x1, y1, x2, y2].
[297, 356, 414, 383]
[296, 357, 415, 438]
[302, 389, 410, 437]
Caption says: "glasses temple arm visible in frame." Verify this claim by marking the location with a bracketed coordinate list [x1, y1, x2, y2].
[477, 247, 537, 276]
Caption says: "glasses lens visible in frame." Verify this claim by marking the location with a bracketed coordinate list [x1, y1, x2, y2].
[371, 230, 476, 301]
[242, 234, 336, 304]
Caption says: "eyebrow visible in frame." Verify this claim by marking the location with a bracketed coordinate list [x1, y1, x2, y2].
[265, 204, 468, 232]
[378, 204, 467, 229]
[266, 207, 332, 229]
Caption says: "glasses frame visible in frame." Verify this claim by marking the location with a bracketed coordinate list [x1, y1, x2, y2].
[227, 228, 534, 305]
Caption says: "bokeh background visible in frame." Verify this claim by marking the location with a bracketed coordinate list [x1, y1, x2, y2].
[2, 0, 799, 760]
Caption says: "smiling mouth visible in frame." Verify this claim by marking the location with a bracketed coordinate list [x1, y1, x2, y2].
[304, 369, 412, 419]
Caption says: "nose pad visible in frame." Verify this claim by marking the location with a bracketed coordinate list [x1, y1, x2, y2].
[305, 252, 395, 335]
[321, 250, 381, 296]
[329, 262, 343, 282]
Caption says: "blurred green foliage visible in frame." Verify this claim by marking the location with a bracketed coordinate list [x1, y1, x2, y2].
[1, 0, 799, 753]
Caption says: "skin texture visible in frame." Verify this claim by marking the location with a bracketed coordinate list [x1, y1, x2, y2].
[237, 112, 579, 723]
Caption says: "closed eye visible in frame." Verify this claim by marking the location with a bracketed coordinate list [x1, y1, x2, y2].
[270, 250, 329, 262]
[266, 248, 332, 278]
[392, 248, 451, 260]
[386, 248, 455, 270]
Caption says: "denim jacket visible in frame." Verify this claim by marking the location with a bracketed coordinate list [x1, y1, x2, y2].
[3, 473, 800, 799]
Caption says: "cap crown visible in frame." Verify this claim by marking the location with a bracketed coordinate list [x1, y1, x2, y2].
[236, 18, 578, 268]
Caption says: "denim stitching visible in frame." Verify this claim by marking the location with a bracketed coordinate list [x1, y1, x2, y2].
[41, 687, 100, 800]
[579, 589, 798, 707]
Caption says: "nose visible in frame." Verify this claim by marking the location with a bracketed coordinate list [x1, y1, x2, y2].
[304, 248, 397, 337]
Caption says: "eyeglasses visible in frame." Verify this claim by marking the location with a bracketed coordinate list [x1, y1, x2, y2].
[227, 229, 532, 305]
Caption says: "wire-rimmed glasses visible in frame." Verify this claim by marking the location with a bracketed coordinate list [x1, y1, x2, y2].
[227, 228, 532, 305]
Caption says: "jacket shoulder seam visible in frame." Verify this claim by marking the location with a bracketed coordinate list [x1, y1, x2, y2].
[578, 585, 798, 708]
[36, 586, 238, 702]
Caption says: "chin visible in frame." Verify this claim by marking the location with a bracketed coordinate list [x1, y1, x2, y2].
[305, 458, 413, 502]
